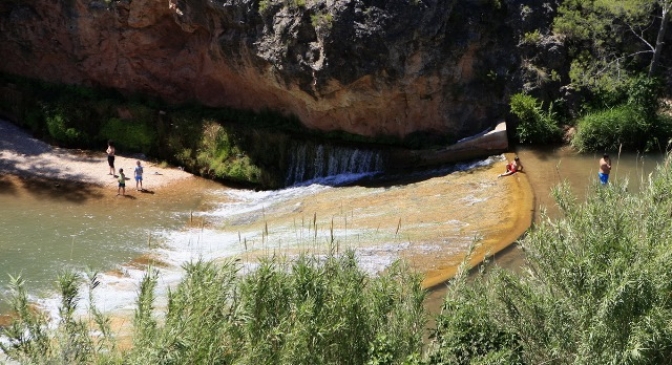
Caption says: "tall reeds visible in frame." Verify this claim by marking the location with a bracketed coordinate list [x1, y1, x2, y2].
[1, 252, 426, 364]
[430, 154, 672, 364]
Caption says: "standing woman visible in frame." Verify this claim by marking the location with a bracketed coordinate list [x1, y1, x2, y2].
[106, 140, 116, 175]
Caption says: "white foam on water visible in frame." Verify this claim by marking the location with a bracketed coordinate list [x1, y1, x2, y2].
[292, 171, 379, 187]
[3, 157, 499, 338]
[204, 182, 331, 218]
[459, 195, 489, 206]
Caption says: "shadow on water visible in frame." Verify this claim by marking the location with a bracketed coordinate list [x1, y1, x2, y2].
[12, 176, 104, 203]
[0, 174, 17, 195]
[308, 157, 499, 189]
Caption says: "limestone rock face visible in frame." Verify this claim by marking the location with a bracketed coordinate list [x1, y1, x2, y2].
[0, 0, 531, 141]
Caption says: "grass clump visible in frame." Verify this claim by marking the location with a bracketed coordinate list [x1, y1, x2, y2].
[1, 252, 426, 364]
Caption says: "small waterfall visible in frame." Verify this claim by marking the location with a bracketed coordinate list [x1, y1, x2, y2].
[285, 142, 385, 186]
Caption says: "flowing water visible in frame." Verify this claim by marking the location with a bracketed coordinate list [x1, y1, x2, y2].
[0, 145, 666, 324]
[0, 154, 522, 318]
[0, 176, 219, 313]
[517, 146, 667, 220]
[423, 146, 667, 316]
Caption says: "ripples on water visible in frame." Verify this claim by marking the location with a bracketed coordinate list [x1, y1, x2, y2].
[3, 146, 666, 325]
[1, 156, 510, 320]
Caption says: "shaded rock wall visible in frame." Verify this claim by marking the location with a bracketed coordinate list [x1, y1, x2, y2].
[0, 0, 535, 141]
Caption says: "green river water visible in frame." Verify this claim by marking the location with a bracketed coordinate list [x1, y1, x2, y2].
[0, 146, 666, 319]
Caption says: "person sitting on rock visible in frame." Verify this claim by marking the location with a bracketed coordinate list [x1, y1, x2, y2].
[498, 156, 523, 177]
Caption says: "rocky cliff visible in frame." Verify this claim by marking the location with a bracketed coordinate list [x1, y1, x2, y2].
[0, 0, 548, 142]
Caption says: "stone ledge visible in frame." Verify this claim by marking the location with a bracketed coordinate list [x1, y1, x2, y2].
[387, 121, 509, 170]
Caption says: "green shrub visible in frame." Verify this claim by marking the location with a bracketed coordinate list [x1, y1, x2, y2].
[510, 93, 561, 144]
[429, 269, 523, 365]
[99, 117, 156, 153]
[521, 30, 542, 45]
[571, 75, 671, 152]
[572, 105, 639, 152]
[428, 160, 672, 364]
[45, 109, 84, 144]
[2, 253, 426, 364]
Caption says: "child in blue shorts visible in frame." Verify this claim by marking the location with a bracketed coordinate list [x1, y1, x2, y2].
[134, 161, 144, 191]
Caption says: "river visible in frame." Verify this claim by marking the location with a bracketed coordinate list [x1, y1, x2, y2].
[0, 145, 666, 324]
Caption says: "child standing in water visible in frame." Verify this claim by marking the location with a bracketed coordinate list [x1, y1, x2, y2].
[134, 161, 144, 191]
[598, 153, 611, 185]
[117, 168, 126, 196]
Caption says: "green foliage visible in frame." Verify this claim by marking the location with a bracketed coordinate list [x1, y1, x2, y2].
[171, 119, 264, 184]
[572, 75, 671, 152]
[572, 104, 645, 151]
[428, 161, 672, 363]
[520, 30, 542, 45]
[0, 272, 115, 364]
[553, 0, 660, 87]
[258, 0, 272, 14]
[488, 0, 502, 10]
[625, 75, 661, 119]
[2, 253, 426, 364]
[509, 93, 561, 144]
[100, 117, 157, 154]
[428, 271, 523, 365]
[311, 12, 334, 29]
[45, 109, 83, 144]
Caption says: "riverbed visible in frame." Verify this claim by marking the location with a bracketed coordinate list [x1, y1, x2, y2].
[0, 139, 665, 327]
[0, 152, 530, 321]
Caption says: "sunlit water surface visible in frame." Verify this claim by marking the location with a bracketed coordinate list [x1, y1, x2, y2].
[0, 155, 520, 320]
[0, 147, 666, 324]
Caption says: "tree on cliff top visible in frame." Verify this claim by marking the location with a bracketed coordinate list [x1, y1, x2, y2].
[554, 0, 671, 86]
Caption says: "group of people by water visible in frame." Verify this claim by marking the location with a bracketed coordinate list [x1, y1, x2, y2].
[106, 140, 144, 196]
[498, 152, 612, 185]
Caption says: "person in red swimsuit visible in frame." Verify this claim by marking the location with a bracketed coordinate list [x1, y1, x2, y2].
[498, 156, 523, 177]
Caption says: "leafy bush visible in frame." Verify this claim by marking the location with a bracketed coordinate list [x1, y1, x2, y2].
[99, 117, 156, 154]
[521, 30, 542, 45]
[572, 77, 671, 152]
[428, 268, 523, 365]
[510, 93, 561, 144]
[571, 104, 647, 151]
[45, 108, 84, 144]
[428, 160, 672, 364]
[2, 253, 426, 364]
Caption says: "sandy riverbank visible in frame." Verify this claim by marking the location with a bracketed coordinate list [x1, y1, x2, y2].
[0, 120, 193, 196]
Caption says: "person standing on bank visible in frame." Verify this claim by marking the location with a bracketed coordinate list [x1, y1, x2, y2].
[106, 140, 116, 175]
[117, 168, 126, 196]
[134, 160, 144, 191]
[599, 153, 612, 185]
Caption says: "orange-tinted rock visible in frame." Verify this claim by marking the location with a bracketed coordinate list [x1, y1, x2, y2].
[0, 0, 522, 141]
